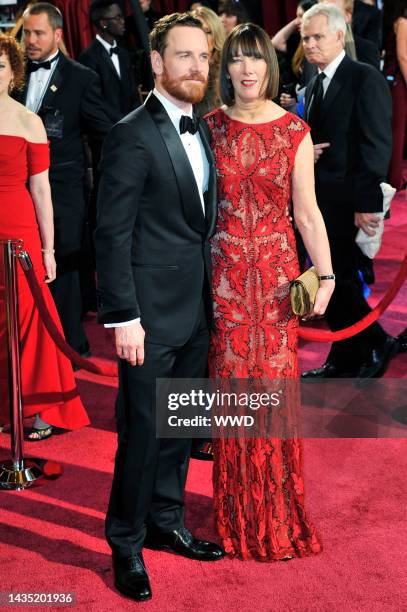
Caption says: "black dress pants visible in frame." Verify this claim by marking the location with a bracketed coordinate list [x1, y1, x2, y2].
[325, 224, 387, 368]
[106, 300, 209, 558]
[50, 215, 89, 354]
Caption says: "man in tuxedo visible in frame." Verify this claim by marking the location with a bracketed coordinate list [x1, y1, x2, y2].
[21, 2, 112, 355]
[353, 0, 382, 47]
[95, 13, 224, 602]
[300, 3, 397, 379]
[322, 0, 380, 69]
[79, 0, 140, 123]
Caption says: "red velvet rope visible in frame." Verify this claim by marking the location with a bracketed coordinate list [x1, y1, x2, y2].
[21, 263, 117, 377]
[20, 253, 407, 375]
[298, 254, 407, 341]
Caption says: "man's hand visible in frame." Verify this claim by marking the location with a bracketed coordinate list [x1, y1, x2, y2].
[354, 212, 381, 237]
[313, 142, 330, 163]
[115, 321, 145, 366]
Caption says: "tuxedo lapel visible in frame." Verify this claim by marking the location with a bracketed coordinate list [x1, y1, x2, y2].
[304, 75, 316, 121]
[96, 39, 121, 83]
[318, 56, 351, 129]
[145, 93, 206, 234]
[39, 52, 65, 110]
[198, 120, 217, 238]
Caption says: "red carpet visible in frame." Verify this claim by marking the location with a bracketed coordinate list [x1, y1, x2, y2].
[0, 193, 406, 611]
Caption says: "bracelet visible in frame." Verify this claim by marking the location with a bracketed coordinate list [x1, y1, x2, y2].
[318, 274, 335, 281]
[41, 248, 55, 254]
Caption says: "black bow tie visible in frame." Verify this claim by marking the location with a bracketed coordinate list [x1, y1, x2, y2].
[110, 47, 118, 56]
[179, 115, 199, 135]
[28, 55, 58, 73]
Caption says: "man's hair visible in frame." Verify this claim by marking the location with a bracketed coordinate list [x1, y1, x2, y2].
[23, 2, 63, 30]
[90, 0, 118, 24]
[302, 3, 346, 35]
[149, 12, 204, 57]
[219, 23, 279, 106]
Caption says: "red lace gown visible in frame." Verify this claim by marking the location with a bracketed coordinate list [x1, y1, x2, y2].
[0, 136, 89, 430]
[205, 109, 322, 561]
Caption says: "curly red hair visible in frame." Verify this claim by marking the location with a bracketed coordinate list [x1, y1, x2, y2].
[0, 35, 25, 92]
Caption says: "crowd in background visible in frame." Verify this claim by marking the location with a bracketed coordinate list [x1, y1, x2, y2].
[1, 0, 406, 370]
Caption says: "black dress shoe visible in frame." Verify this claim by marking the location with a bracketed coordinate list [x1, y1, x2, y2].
[357, 336, 399, 379]
[112, 553, 152, 601]
[397, 328, 407, 353]
[144, 527, 224, 561]
[301, 362, 359, 380]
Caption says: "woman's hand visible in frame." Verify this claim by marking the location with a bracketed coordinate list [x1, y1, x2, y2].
[43, 251, 56, 283]
[302, 281, 335, 320]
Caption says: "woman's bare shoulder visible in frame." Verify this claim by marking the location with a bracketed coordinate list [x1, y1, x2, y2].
[19, 107, 47, 143]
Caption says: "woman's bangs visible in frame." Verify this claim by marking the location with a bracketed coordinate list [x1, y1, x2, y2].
[228, 27, 265, 60]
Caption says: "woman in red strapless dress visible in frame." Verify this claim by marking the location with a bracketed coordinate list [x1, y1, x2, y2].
[206, 25, 335, 561]
[0, 35, 89, 440]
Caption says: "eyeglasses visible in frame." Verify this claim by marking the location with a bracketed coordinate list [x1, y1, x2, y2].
[105, 14, 125, 22]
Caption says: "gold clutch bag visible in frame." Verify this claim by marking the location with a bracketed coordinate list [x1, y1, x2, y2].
[290, 266, 320, 316]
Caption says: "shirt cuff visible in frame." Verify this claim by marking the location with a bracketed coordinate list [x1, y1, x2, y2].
[104, 318, 140, 328]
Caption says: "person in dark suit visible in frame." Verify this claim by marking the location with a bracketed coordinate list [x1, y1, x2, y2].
[79, 0, 140, 123]
[300, 3, 398, 379]
[95, 13, 224, 602]
[353, 0, 382, 46]
[20, 3, 112, 356]
[322, 0, 381, 69]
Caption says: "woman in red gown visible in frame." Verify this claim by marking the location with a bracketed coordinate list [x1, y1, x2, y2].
[0, 35, 89, 440]
[206, 24, 334, 561]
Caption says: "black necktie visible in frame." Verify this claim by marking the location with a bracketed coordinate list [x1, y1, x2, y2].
[109, 47, 118, 56]
[179, 115, 199, 135]
[27, 54, 59, 73]
[308, 72, 326, 137]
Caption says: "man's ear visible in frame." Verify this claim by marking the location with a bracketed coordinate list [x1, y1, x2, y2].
[151, 50, 164, 76]
[55, 27, 63, 46]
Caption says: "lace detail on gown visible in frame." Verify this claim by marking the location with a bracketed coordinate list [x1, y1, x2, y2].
[205, 109, 322, 560]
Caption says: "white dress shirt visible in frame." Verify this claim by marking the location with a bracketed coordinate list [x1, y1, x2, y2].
[26, 50, 60, 113]
[105, 88, 210, 329]
[319, 49, 346, 96]
[96, 34, 121, 78]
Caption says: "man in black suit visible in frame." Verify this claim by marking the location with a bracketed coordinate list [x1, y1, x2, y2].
[322, 0, 380, 69]
[79, 0, 140, 123]
[21, 3, 112, 355]
[353, 0, 382, 47]
[95, 13, 224, 602]
[301, 3, 397, 379]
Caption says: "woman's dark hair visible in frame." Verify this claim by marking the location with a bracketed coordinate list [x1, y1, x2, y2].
[298, 0, 317, 12]
[219, 23, 279, 105]
[218, 0, 250, 24]
[383, 0, 407, 39]
[0, 35, 25, 92]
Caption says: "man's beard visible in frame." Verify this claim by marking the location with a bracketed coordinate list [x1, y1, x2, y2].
[161, 68, 208, 104]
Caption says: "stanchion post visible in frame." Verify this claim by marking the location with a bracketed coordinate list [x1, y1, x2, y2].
[0, 240, 43, 489]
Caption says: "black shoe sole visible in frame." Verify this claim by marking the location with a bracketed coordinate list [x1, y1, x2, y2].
[114, 581, 152, 602]
[143, 541, 224, 561]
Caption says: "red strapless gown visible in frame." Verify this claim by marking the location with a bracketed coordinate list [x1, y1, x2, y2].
[206, 109, 322, 561]
[0, 135, 89, 429]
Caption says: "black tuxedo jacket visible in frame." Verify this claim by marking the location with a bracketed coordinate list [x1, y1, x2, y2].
[95, 93, 217, 346]
[18, 53, 112, 218]
[354, 34, 380, 70]
[78, 39, 139, 123]
[353, 0, 382, 48]
[305, 55, 392, 231]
